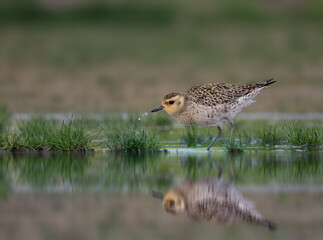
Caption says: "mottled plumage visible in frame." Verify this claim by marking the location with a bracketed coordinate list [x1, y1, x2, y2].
[151, 79, 275, 150]
[153, 178, 275, 230]
[185, 82, 271, 106]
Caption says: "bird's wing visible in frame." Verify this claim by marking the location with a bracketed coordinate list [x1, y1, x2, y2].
[185, 179, 232, 222]
[191, 199, 243, 224]
[184, 82, 266, 107]
[185, 179, 274, 228]
[189, 195, 275, 229]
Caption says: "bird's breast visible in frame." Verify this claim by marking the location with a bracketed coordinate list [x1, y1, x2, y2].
[172, 102, 231, 127]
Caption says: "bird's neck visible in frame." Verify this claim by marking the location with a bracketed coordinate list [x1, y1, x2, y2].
[172, 100, 194, 125]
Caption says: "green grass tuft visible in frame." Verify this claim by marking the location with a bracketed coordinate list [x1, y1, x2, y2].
[48, 120, 94, 151]
[2, 117, 94, 152]
[0, 133, 3, 148]
[3, 116, 55, 151]
[17, 116, 54, 150]
[284, 123, 322, 150]
[255, 124, 284, 146]
[0, 114, 322, 152]
[2, 132, 24, 151]
[106, 129, 161, 152]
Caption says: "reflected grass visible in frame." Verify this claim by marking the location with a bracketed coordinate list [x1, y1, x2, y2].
[0, 172, 10, 199]
[0, 151, 322, 193]
[1, 0, 323, 25]
[237, 151, 322, 185]
[102, 151, 173, 192]
[1, 152, 90, 189]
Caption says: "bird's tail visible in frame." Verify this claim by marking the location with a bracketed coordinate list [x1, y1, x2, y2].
[260, 219, 277, 231]
[267, 221, 277, 231]
[263, 78, 276, 87]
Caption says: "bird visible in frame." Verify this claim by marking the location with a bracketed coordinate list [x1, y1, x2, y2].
[151, 79, 276, 150]
[152, 177, 276, 230]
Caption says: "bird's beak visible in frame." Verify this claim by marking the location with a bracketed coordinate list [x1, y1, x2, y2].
[151, 105, 164, 113]
[152, 191, 164, 200]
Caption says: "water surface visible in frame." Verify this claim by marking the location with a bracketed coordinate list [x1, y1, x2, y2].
[0, 150, 322, 240]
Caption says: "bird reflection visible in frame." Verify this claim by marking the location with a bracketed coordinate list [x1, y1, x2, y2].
[153, 165, 275, 230]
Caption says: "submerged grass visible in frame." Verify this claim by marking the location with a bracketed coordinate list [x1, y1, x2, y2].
[226, 134, 248, 153]
[106, 129, 161, 152]
[181, 126, 206, 147]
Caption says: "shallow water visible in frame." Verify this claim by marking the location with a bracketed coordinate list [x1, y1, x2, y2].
[0, 150, 322, 240]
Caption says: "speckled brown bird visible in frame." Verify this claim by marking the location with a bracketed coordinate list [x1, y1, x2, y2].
[152, 177, 276, 230]
[151, 79, 275, 150]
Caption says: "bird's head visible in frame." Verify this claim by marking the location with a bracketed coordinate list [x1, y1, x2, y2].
[163, 191, 185, 215]
[151, 93, 185, 116]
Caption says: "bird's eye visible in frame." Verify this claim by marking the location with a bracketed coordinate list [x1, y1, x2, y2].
[169, 100, 175, 105]
[169, 200, 175, 207]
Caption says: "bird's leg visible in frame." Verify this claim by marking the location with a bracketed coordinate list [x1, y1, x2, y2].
[225, 117, 235, 147]
[218, 166, 223, 179]
[206, 126, 222, 151]
[207, 155, 223, 179]
[229, 154, 235, 184]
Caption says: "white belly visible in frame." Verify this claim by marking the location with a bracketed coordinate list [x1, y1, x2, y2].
[194, 117, 227, 128]
[190, 105, 227, 128]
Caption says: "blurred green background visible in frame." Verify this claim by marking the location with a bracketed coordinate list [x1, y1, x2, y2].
[0, 0, 322, 113]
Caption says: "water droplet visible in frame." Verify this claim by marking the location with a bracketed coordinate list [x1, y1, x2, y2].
[138, 118, 141, 121]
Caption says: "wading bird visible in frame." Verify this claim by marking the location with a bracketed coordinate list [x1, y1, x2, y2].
[152, 175, 276, 230]
[151, 79, 275, 150]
